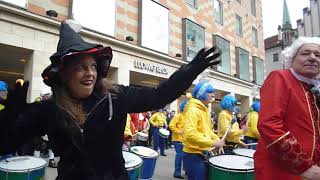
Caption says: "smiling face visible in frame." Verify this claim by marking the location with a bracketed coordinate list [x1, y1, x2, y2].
[291, 43, 320, 79]
[60, 54, 97, 99]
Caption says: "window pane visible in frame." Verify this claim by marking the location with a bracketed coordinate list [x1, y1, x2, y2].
[2, 0, 26, 7]
[251, 0, 256, 16]
[215, 35, 231, 74]
[185, 19, 205, 61]
[235, 15, 242, 37]
[214, 0, 223, 24]
[255, 57, 264, 85]
[273, 53, 279, 62]
[185, 0, 197, 7]
[252, 27, 258, 47]
[237, 48, 250, 81]
[72, 0, 116, 36]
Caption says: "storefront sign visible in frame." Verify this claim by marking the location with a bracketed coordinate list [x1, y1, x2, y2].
[134, 60, 168, 75]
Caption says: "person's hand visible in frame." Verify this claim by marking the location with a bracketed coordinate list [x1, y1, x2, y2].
[191, 47, 221, 68]
[6, 81, 29, 111]
[301, 166, 320, 180]
[213, 140, 225, 148]
[217, 147, 225, 154]
[178, 130, 184, 135]
[242, 126, 248, 133]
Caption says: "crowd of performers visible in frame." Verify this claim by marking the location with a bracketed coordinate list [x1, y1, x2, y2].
[0, 18, 319, 180]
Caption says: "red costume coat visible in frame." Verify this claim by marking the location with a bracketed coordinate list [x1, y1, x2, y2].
[255, 70, 320, 180]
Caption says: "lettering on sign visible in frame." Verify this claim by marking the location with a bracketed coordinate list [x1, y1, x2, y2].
[134, 60, 168, 75]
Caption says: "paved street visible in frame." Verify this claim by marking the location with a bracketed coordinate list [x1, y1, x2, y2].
[45, 148, 184, 180]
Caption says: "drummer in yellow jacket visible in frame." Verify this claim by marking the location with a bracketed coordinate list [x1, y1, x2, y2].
[244, 101, 260, 150]
[149, 109, 167, 156]
[123, 114, 137, 151]
[217, 95, 247, 154]
[183, 81, 224, 180]
[169, 99, 188, 179]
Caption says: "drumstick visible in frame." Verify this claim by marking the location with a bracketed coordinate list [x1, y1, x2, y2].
[208, 118, 237, 152]
[245, 143, 258, 146]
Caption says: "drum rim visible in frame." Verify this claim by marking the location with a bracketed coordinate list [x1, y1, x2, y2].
[126, 161, 143, 171]
[0, 156, 47, 172]
[208, 155, 254, 172]
[233, 148, 255, 158]
[208, 164, 254, 173]
[130, 146, 158, 158]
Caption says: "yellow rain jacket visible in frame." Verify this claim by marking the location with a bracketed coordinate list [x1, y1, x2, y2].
[245, 111, 260, 139]
[124, 114, 133, 137]
[169, 113, 185, 142]
[149, 112, 167, 127]
[182, 98, 220, 154]
[217, 110, 244, 144]
[0, 104, 4, 111]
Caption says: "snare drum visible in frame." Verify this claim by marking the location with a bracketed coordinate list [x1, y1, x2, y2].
[123, 151, 142, 180]
[137, 132, 148, 142]
[159, 128, 170, 138]
[233, 148, 255, 158]
[207, 155, 254, 180]
[131, 146, 158, 179]
[0, 156, 46, 180]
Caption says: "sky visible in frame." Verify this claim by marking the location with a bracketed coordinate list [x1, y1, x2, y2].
[262, 0, 310, 38]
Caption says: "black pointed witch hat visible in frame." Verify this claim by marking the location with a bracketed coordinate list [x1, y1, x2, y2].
[41, 19, 113, 87]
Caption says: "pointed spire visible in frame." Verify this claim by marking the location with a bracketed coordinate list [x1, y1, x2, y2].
[282, 0, 292, 29]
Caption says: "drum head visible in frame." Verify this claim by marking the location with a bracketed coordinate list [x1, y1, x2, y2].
[0, 156, 47, 172]
[137, 132, 148, 137]
[208, 155, 254, 172]
[159, 128, 170, 136]
[233, 148, 255, 158]
[131, 146, 158, 158]
[123, 151, 142, 170]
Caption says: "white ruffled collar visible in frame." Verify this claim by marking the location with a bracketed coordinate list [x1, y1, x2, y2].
[290, 68, 320, 89]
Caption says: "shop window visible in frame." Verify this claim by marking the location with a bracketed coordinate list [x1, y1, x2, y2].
[140, 0, 169, 54]
[253, 56, 264, 85]
[183, 19, 205, 62]
[236, 47, 250, 81]
[72, 0, 116, 36]
[214, 0, 223, 25]
[1, 0, 26, 7]
[213, 35, 231, 75]
[235, 14, 243, 37]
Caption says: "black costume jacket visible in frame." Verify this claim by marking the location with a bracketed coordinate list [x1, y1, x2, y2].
[0, 61, 202, 180]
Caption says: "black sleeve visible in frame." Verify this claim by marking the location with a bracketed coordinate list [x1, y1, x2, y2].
[0, 102, 48, 154]
[117, 60, 206, 113]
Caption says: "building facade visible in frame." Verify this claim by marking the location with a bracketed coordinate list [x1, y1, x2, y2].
[0, 0, 264, 114]
[265, 0, 319, 76]
[297, 0, 320, 37]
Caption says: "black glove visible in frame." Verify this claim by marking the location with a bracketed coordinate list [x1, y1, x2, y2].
[6, 81, 29, 112]
[189, 46, 221, 71]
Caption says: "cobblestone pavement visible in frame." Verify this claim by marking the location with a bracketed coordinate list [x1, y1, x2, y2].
[44, 147, 186, 180]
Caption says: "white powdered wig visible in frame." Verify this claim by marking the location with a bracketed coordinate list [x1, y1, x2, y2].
[282, 37, 320, 68]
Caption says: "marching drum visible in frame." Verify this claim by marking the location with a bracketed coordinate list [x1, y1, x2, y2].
[131, 146, 158, 180]
[159, 128, 170, 138]
[233, 148, 256, 158]
[123, 151, 143, 180]
[207, 155, 254, 180]
[137, 132, 148, 142]
[0, 156, 46, 180]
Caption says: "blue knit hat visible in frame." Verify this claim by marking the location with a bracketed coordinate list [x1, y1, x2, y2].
[192, 81, 215, 101]
[220, 95, 237, 111]
[251, 101, 260, 112]
[0, 81, 8, 91]
[180, 99, 188, 112]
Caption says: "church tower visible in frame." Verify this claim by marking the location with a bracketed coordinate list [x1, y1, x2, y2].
[281, 0, 295, 46]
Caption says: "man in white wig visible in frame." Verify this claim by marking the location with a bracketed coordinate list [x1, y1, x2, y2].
[255, 37, 320, 180]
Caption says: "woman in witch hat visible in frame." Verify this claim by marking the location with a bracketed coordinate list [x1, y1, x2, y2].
[0, 20, 221, 180]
